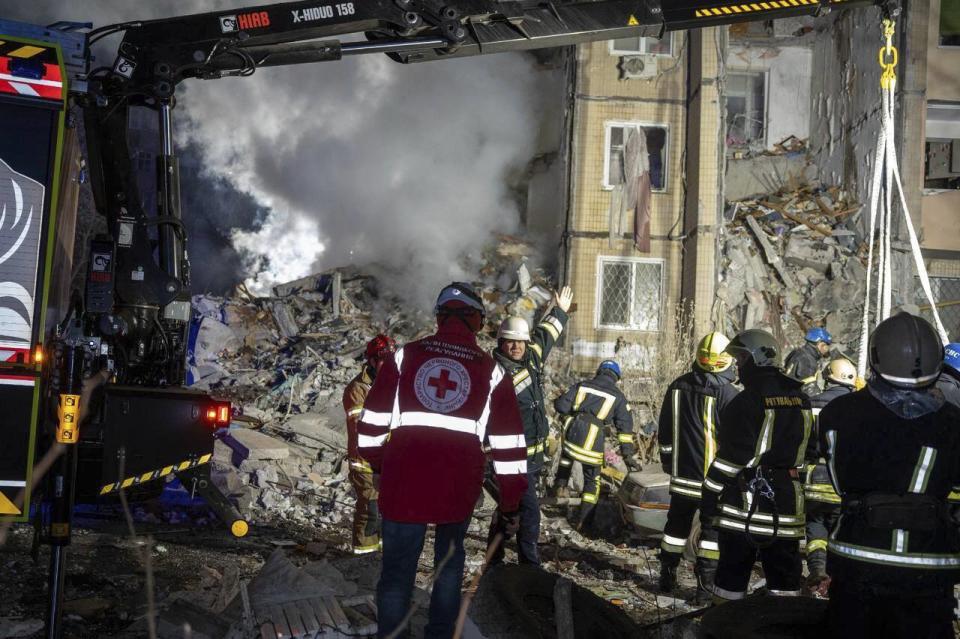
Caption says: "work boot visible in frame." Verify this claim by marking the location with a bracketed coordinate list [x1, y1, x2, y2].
[693, 558, 717, 605]
[805, 549, 830, 598]
[658, 564, 678, 593]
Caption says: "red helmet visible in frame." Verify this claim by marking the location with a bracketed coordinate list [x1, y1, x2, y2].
[365, 334, 397, 364]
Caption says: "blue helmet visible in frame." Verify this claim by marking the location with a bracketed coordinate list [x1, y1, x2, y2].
[945, 343, 960, 373]
[805, 327, 832, 345]
[597, 360, 622, 379]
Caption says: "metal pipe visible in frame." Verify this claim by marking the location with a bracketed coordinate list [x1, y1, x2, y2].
[340, 37, 448, 56]
[159, 102, 173, 157]
[46, 547, 66, 639]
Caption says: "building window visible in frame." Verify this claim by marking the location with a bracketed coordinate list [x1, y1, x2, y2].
[596, 257, 664, 331]
[603, 123, 668, 191]
[609, 34, 674, 56]
[916, 276, 960, 339]
[726, 71, 767, 148]
[942, 0, 960, 46]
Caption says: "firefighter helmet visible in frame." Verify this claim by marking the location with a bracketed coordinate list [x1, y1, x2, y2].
[945, 343, 960, 373]
[869, 312, 943, 388]
[597, 360, 622, 379]
[725, 329, 781, 368]
[365, 334, 397, 364]
[825, 358, 857, 387]
[805, 327, 832, 345]
[695, 332, 733, 373]
[497, 316, 531, 341]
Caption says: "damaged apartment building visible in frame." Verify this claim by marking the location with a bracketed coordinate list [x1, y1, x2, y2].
[522, 0, 960, 373]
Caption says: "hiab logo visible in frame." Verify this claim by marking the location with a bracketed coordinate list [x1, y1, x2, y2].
[219, 11, 271, 33]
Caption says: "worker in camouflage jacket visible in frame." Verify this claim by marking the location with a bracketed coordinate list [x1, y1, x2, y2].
[486, 286, 572, 566]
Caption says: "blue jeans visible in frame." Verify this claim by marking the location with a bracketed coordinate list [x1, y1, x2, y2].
[377, 518, 470, 639]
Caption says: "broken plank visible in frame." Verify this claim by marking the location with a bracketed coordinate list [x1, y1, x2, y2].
[283, 602, 306, 638]
[268, 605, 293, 639]
[341, 604, 377, 636]
[260, 623, 278, 639]
[779, 208, 832, 237]
[744, 215, 798, 289]
[553, 577, 575, 639]
[296, 599, 321, 638]
[310, 597, 337, 637]
[324, 597, 352, 634]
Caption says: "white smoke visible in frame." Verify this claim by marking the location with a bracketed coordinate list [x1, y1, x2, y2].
[5, 0, 561, 305]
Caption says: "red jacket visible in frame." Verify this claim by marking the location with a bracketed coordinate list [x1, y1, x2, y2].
[357, 320, 528, 523]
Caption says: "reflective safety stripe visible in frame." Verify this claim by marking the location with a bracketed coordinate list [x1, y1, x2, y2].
[712, 584, 745, 601]
[807, 539, 828, 553]
[513, 369, 532, 395]
[769, 590, 801, 597]
[583, 424, 600, 451]
[390, 348, 405, 425]
[712, 458, 743, 476]
[350, 460, 373, 473]
[660, 446, 673, 453]
[746, 409, 775, 467]
[358, 433, 387, 447]
[477, 364, 506, 442]
[539, 316, 563, 340]
[574, 386, 617, 420]
[795, 409, 813, 467]
[398, 411, 479, 435]
[361, 410, 391, 426]
[488, 434, 526, 449]
[699, 539, 719, 552]
[948, 489, 960, 503]
[347, 407, 364, 417]
[617, 433, 634, 444]
[825, 430, 840, 494]
[527, 442, 544, 455]
[493, 460, 527, 475]
[716, 518, 805, 537]
[669, 485, 703, 499]
[661, 538, 685, 553]
[703, 477, 725, 493]
[353, 542, 381, 555]
[719, 504, 803, 524]
[672, 476, 703, 488]
[893, 529, 908, 554]
[662, 534, 687, 548]
[671, 389, 680, 477]
[829, 540, 960, 568]
[530, 343, 543, 358]
[582, 492, 599, 504]
[563, 439, 604, 462]
[909, 446, 937, 493]
[702, 396, 717, 476]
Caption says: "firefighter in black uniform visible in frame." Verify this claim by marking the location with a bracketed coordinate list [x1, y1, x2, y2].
[701, 329, 812, 602]
[657, 332, 740, 601]
[802, 358, 856, 593]
[487, 286, 572, 565]
[554, 360, 637, 529]
[820, 313, 960, 639]
[935, 342, 960, 408]
[784, 327, 832, 396]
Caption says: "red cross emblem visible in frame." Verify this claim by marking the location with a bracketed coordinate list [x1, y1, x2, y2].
[414, 357, 471, 413]
[428, 368, 459, 399]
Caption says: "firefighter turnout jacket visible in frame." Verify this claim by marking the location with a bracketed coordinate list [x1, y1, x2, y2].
[935, 367, 960, 408]
[493, 307, 568, 469]
[658, 368, 739, 500]
[357, 320, 528, 523]
[820, 388, 960, 590]
[554, 368, 634, 467]
[344, 366, 375, 470]
[784, 342, 823, 396]
[803, 383, 851, 506]
[701, 368, 813, 540]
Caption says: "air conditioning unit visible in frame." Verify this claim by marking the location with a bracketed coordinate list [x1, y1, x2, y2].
[618, 54, 659, 80]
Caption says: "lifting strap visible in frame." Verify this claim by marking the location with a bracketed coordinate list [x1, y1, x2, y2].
[857, 19, 949, 380]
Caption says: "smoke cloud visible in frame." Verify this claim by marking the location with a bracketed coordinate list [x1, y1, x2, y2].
[4, 1, 562, 305]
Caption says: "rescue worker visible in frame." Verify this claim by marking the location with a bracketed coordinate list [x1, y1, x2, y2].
[701, 329, 812, 602]
[820, 313, 960, 639]
[357, 282, 527, 639]
[342, 334, 396, 554]
[784, 327, 832, 396]
[657, 332, 740, 602]
[935, 342, 960, 408]
[487, 286, 573, 565]
[553, 360, 637, 530]
[802, 358, 856, 593]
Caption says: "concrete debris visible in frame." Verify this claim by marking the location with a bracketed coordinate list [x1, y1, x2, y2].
[718, 177, 867, 353]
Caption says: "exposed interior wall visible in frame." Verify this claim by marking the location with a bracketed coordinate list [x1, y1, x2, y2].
[922, 190, 960, 251]
[928, 0, 960, 102]
[727, 44, 812, 148]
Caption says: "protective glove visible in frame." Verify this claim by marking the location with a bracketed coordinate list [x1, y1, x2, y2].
[498, 510, 521, 536]
[624, 457, 642, 472]
[555, 286, 574, 313]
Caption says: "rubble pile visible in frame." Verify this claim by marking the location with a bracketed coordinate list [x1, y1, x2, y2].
[716, 180, 867, 351]
[189, 234, 579, 530]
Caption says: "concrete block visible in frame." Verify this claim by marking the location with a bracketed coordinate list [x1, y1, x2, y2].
[225, 428, 291, 461]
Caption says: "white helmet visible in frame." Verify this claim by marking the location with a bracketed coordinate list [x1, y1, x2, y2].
[497, 316, 530, 341]
[825, 358, 857, 387]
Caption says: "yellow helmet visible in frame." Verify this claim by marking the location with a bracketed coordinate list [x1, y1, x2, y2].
[696, 332, 733, 373]
[826, 358, 857, 387]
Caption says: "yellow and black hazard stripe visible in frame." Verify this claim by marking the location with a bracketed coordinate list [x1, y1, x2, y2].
[99, 453, 212, 495]
[693, 0, 819, 18]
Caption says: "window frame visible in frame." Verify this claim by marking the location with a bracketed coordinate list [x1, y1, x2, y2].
[940, 0, 960, 47]
[601, 120, 670, 192]
[594, 255, 665, 332]
[724, 69, 770, 150]
[607, 34, 675, 57]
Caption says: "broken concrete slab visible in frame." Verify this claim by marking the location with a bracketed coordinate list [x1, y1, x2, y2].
[726, 154, 817, 201]
[224, 428, 291, 462]
[282, 414, 346, 451]
[271, 301, 300, 339]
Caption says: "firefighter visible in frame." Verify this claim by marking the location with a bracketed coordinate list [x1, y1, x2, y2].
[487, 286, 573, 566]
[802, 357, 856, 593]
[357, 282, 527, 639]
[700, 329, 812, 602]
[784, 327, 832, 396]
[656, 332, 740, 602]
[553, 360, 637, 530]
[820, 313, 960, 639]
[342, 334, 396, 554]
[935, 342, 960, 408]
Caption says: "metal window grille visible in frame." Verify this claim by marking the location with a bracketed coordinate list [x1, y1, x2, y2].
[916, 276, 960, 340]
[598, 258, 663, 331]
[606, 124, 668, 190]
[726, 71, 766, 148]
